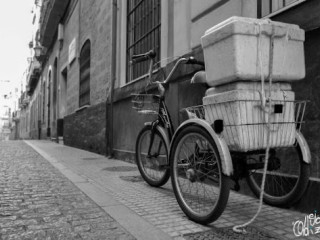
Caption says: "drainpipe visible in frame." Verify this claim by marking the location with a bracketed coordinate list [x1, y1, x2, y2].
[108, 0, 118, 157]
[78, 0, 81, 55]
[56, 34, 62, 144]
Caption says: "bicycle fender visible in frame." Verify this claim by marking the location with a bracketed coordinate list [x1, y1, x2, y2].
[171, 119, 233, 176]
[144, 122, 170, 151]
[296, 131, 311, 164]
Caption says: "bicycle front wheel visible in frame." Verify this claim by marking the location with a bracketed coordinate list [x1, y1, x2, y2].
[246, 131, 311, 207]
[136, 125, 170, 187]
[170, 125, 231, 224]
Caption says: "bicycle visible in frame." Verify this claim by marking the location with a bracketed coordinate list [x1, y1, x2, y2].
[132, 50, 311, 225]
[131, 50, 204, 187]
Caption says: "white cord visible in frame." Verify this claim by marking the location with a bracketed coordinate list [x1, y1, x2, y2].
[233, 21, 275, 234]
[232, 135, 271, 234]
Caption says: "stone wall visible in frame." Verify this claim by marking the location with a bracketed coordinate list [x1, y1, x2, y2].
[64, 101, 106, 154]
[61, 0, 112, 153]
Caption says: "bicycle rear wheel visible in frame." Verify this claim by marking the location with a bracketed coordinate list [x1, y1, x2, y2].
[246, 131, 311, 207]
[136, 125, 170, 187]
[170, 125, 231, 224]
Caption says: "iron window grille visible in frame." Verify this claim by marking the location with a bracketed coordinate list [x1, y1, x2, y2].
[79, 40, 91, 107]
[126, 0, 161, 82]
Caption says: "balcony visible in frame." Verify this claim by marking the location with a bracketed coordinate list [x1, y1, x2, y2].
[258, 0, 320, 31]
[27, 57, 41, 96]
[12, 111, 20, 122]
[34, 43, 47, 63]
[39, 0, 70, 48]
[22, 98, 30, 108]
[19, 92, 30, 109]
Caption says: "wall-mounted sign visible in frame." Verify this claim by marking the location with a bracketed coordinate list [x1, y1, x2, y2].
[68, 38, 77, 64]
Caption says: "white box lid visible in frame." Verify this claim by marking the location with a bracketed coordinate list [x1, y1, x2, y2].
[201, 16, 304, 48]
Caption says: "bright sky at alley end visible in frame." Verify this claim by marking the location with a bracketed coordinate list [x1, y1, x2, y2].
[0, 0, 34, 88]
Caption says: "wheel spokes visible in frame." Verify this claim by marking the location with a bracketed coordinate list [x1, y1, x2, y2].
[175, 133, 221, 216]
[249, 146, 301, 198]
[139, 131, 168, 182]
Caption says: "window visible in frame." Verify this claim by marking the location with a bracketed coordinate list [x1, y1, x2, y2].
[258, 0, 305, 18]
[79, 40, 91, 107]
[60, 68, 68, 117]
[126, 0, 161, 82]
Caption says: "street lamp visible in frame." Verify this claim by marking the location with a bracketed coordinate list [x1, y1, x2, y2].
[34, 45, 43, 58]
[35, 0, 42, 7]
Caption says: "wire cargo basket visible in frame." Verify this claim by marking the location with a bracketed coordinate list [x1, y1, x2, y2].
[184, 100, 307, 152]
[132, 94, 160, 115]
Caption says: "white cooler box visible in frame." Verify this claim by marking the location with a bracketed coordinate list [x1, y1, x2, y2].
[201, 16, 305, 87]
[203, 89, 296, 152]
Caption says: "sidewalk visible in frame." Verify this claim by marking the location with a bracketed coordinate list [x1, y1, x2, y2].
[25, 140, 317, 240]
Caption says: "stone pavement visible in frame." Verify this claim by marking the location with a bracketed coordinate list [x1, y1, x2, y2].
[0, 141, 135, 240]
[2, 140, 319, 240]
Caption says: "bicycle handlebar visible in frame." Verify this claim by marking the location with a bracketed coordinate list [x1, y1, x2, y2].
[185, 57, 205, 67]
[131, 51, 205, 96]
[131, 50, 156, 64]
[163, 57, 204, 85]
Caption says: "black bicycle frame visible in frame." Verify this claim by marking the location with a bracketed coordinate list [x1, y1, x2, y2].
[146, 96, 174, 162]
[158, 96, 174, 139]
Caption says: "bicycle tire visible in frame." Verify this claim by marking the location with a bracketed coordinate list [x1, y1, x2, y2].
[170, 125, 231, 224]
[246, 132, 311, 207]
[136, 125, 170, 187]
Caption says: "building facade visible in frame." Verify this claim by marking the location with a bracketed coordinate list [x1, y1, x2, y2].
[0, 80, 20, 141]
[22, 0, 320, 212]
[26, 0, 113, 154]
[0, 80, 12, 141]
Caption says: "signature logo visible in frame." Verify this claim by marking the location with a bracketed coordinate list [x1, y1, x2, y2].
[292, 210, 320, 237]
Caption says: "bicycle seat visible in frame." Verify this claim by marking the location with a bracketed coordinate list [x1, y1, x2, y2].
[191, 71, 207, 85]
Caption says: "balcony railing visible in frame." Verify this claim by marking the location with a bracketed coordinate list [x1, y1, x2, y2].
[19, 92, 30, 109]
[27, 57, 41, 96]
[39, 0, 70, 48]
[258, 0, 306, 18]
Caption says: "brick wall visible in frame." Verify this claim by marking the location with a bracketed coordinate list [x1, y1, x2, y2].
[64, 102, 106, 154]
[80, 0, 112, 105]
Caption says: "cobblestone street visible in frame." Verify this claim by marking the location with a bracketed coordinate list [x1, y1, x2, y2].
[0, 141, 135, 240]
[1, 140, 319, 240]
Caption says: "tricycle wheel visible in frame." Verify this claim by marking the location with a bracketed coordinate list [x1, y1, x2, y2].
[246, 132, 310, 207]
[170, 125, 231, 224]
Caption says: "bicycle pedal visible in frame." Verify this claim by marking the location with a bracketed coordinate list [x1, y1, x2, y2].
[160, 165, 170, 170]
[232, 181, 240, 192]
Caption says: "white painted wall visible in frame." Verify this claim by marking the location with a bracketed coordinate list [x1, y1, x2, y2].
[172, 0, 257, 52]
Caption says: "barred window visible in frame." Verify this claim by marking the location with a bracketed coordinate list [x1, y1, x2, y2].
[79, 40, 91, 107]
[127, 0, 161, 82]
